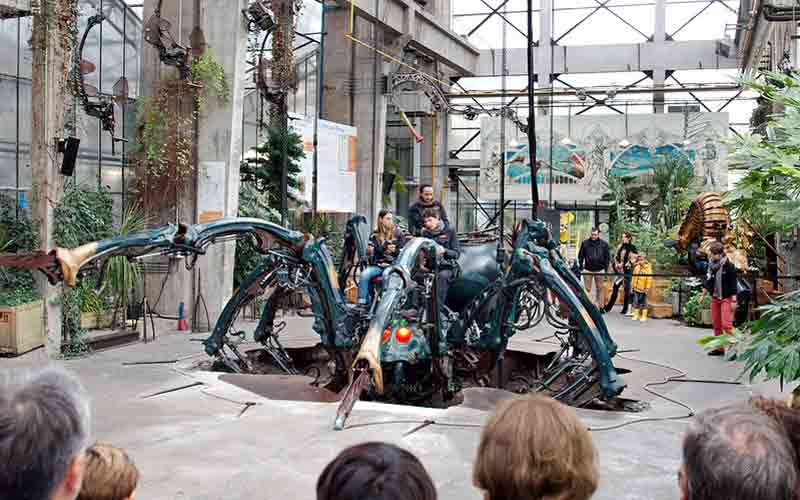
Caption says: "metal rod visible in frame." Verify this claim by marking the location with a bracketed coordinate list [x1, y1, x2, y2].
[527, 0, 537, 217]
[311, 4, 325, 218]
[496, 0, 508, 391]
[15, 16, 20, 220]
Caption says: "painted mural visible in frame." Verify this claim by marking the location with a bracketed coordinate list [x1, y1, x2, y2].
[479, 113, 729, 202]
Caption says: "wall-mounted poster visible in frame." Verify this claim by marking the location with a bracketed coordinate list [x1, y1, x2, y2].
[479, 112, 730, 202]
[289, 112, 358, 212]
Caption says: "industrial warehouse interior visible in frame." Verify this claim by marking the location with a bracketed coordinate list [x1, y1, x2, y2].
[1, 1, 800, 499]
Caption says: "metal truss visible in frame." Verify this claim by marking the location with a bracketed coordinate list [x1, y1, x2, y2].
[667, 72, 744, 137]
[667, 0, 737, 41]
[554, 0, 650, 45]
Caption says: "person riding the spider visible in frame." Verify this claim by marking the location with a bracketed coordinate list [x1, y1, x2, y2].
[357, 209, 405, 307]
[420, 208, 460, 316]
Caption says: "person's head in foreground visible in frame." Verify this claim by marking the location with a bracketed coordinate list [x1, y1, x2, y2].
[317, 441, 437, 500]
[473, 395, 598, 500]
[679, 403, 798, 500]
[0, 366, 91, 500]
[77, 443, 139, 500]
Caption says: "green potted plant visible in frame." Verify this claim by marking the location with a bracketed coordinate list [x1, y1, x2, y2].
[683, 290, 711, 327]
[0, 194, 44, 355]
[105, 203, 148, 330]
[53, 184, 113, 356]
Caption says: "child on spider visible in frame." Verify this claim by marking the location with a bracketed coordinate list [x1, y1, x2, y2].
[630, 253, 653, 322]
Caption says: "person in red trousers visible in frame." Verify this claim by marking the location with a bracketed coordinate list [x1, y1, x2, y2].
[700, 241, 737, 356]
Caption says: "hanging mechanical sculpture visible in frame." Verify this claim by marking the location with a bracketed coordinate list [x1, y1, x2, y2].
[144, 0, 190, 79]
[72, 14, 129, 155]
[245, 1, 281, 107]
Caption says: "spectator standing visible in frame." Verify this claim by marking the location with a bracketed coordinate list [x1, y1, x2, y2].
[408, 184, 449, 236]
[77, 443, 139, 500]
[700, 241, 737, 356]
[473, 395, 598, 500]
[0, 366, 91, 500]
[317, 442, 437, 500]
[578, 227, 610, 306]
[679, 403, 797, 500]
[630, 253, 653, 322]
[614, 232, 637, 315]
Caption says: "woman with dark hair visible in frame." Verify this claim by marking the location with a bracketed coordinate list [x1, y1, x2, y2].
[357, 210, 405, 306]
[317, 442, 437, 500]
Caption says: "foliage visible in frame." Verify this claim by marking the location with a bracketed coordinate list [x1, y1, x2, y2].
[613, 222, 680, 271]
[239, 127, 305, 213]
[104, 203, 148, 326]
[53, 185, 114, 357]
[725, 71, 800, 235]
[382, 158, 407, 205]
[736, 290, 800, 387]
[298, 214, 345, 264]
[234, 182, 280, 290]
[682, 290, 710, 326]
[132, 81, 195, 209]
[699, 327, 747, 362]
[0, 194, 39, 307]
[190, 48, 230, 111]
[648, 156, 696, 232]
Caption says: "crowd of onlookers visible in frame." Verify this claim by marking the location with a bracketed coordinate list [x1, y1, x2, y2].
[2, 365, 800, 500]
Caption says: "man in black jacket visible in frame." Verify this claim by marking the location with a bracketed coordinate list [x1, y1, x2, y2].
[409, 184, 449, 236]
[701, 241, 737, 356]
[421, 208, 460, 313]
[578, 227, 610, 306]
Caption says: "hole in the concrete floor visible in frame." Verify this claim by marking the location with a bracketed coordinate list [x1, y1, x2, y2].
[192, 345, 649, 413]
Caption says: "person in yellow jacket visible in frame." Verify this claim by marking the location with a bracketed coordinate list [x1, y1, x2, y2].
[630, 253, 653, 321]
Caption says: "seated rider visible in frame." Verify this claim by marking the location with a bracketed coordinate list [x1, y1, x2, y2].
[420, 208, 460, 313]
[357, 209, 405, 306]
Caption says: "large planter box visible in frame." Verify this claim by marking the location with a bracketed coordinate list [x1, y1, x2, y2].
[0, 300, 43, 355]
[647, 277, 672, 303]
[80, 310, 113, 330]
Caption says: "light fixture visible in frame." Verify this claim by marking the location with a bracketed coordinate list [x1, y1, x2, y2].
[618, 103, 631, 148]
[576, 88, 587, 101]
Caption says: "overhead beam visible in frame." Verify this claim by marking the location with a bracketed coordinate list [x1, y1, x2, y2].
[334, 0, 479, 75]
[478, 39, 739, 76]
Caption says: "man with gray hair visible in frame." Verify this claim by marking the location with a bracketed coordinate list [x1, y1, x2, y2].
[0, 366, 91, 500]
[679, 403, 798, 500]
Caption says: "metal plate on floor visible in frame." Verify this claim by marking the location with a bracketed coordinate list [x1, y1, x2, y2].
[219, 374, 341, 403]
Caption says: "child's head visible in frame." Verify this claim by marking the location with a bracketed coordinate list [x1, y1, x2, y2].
[633, 253, 645, 263]
[77, 443, 139, 500]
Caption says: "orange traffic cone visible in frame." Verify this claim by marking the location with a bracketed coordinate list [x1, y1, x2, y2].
[177, 302, 189, 331]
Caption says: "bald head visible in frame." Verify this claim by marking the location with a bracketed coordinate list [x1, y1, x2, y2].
[681, 404, 797, 500]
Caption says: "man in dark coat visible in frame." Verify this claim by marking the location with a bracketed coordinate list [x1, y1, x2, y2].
[578, 227, 610, 306]
[409, 184, 449, 236]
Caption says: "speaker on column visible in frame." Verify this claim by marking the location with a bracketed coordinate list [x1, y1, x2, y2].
[60, 137, 80, 176]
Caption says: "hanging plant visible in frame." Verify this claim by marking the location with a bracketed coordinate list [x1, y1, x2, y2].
[189, 48, 231, 111]
[132, 80, 195, 210]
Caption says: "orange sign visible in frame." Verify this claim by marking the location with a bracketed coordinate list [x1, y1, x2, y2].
[347, 136, 358, 173]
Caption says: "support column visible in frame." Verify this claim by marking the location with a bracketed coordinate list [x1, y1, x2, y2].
[192, 0, 248, 330]
[420, 111, 447, 205]
[30, 1, 69, 355]
[538, 0, 553, 117]
[141, 0, 195, 322]
[322, 6, 388, 222]
[653, 0, 666, 113]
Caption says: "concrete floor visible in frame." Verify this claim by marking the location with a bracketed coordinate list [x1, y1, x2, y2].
[0, 314, 789, 500]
